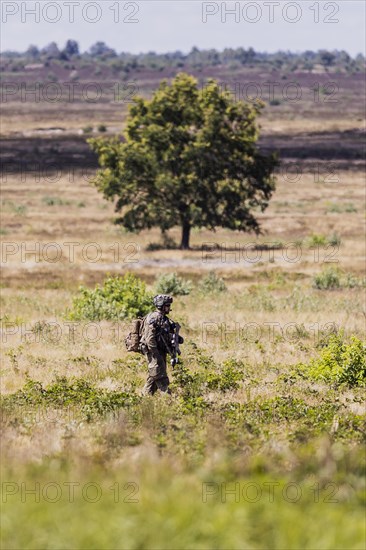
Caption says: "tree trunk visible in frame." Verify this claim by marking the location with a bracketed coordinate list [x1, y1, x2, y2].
[180, 222, 191, 250]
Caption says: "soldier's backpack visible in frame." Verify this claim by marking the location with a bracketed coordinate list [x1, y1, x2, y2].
[125, 316, 146, 353]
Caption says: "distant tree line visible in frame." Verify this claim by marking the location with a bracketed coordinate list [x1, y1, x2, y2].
[1, 40, 364, 73]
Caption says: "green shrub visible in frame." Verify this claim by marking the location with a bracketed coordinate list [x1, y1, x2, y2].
[328, 232, 341, 246]
[327, 203, 342, 213]
[68, 273, 153, 320]
[97, 124, 107, 132]
[344, 203, 357, 213]
[306, 233, 341, 247]
[313, 267, 365, 290]
[313, 266, 341, 289]
[171, 356, 243, 400]
[3, 375, 138, 420]
[206, 359, 244, 391]
[306, 234, 328, 247]
[198, 271, 227, 294]
[154, 272, 192, 296]
[306, 334, 366, 387]
[327, 203, 357, 214]
[343, 272, 366, 288]
[82, 125, 93, 134]
[42, 196, 68, 206]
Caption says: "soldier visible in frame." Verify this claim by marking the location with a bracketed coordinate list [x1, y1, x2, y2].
[140, 294, 183, 396]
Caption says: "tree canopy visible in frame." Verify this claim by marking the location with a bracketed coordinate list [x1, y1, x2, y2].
[63, 39, 79, 57]
[89, 73, 278, 249]
[8, 42, 364, 73]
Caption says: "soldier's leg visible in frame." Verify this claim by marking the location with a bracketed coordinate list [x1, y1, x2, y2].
[142, 375, 157, 395]
[142, 351, 161, 395]
[153, 354, 170, 394]
[155, 375, 171, 394]
[145, 351, 170, 395]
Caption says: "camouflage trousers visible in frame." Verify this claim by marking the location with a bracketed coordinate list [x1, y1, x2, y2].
[143, 350, 170, 395]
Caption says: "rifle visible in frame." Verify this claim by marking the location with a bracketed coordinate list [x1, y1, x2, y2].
[169, 322, 181, 367]
[160, 321, 182, 368]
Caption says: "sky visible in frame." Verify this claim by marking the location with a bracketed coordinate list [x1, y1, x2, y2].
[1, 1, 365, 56]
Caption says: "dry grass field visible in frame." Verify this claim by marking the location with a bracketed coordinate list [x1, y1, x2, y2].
[0, 65, 365, 549]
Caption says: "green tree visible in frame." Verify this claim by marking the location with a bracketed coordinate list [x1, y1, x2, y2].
[41, 42, 60, 59]
[89, 41, 116, 58]
[319, 50, 336, 70]
[26, 45, 39, 59]
[89, 73, 278, 249]
[63, 39, 79, 57]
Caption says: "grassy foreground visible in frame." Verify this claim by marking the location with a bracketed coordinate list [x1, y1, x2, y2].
[2, 450, 365, 550]
[1, 328, 365, 548]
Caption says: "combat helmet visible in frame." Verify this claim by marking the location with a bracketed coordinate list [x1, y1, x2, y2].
[153, 294, 173, 309]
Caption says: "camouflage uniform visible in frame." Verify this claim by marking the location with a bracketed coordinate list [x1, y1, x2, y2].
[141, 309, 174, 395]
